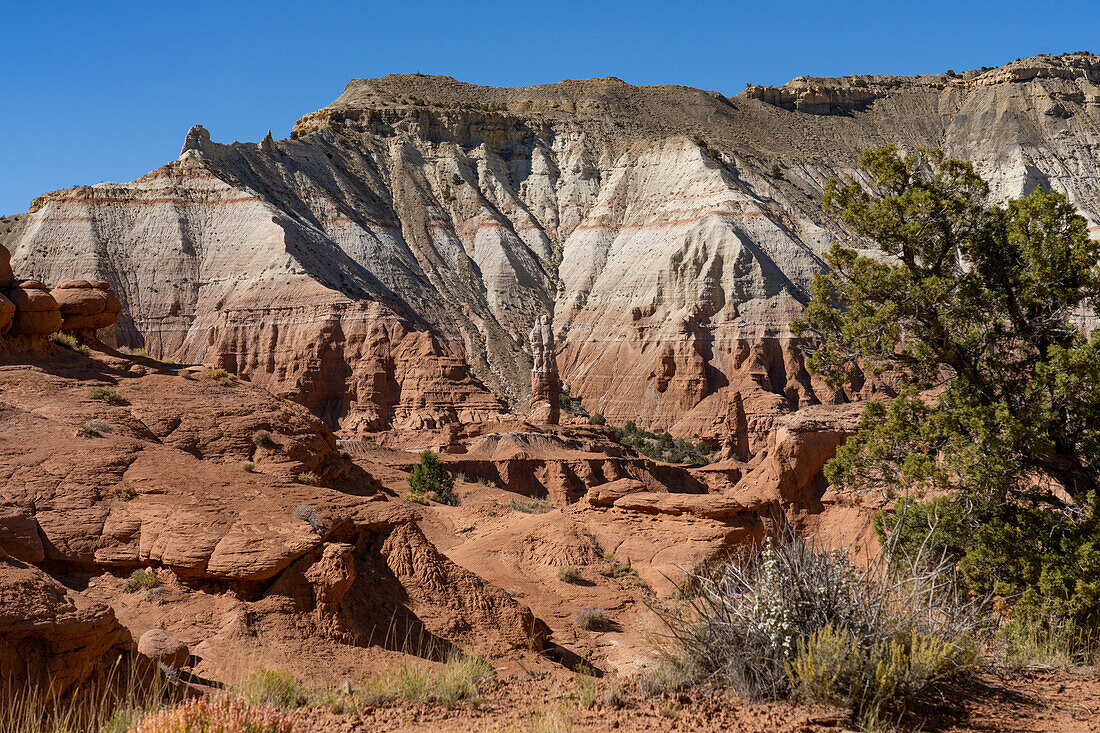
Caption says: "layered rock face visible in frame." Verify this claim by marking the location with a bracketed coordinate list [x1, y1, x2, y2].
[5, 54, 1100, 441]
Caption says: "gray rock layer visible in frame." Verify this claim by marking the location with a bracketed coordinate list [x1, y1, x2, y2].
[5, 53, 1100, 438]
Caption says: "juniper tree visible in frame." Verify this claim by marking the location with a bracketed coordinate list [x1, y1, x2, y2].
[795, 146, 1100, 632]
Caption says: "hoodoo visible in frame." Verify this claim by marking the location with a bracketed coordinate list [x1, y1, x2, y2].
[528, 313, 560, 425]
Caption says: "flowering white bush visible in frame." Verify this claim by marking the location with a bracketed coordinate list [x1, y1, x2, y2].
[656, 529, 984, 701]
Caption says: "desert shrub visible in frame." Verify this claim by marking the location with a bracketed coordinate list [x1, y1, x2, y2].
[122, 568, 160, 593]
[655, 530, 984, 717]
[89, 385, 126, 405]
[49, 332, 91, 356]
[508, 498, 555, 514]
[238, 669, 307, 709]
[589, 413, 606, 426]
[295, 471, 320, 486]
[611, 422, 711, 466]
[251, 430, 276, 448]
[118, 346, 148, 357]
[360, 651, 494, 707]
[770, 162, 785, 180]
[129, 696, 296, 732]
[787, 624, 975, 714]
[558, 566, 583, 584]
[575, 606, 613, 631]
[403, 491, 429, 505]
[241, 460, 255, 473]
[294, 504, 326, 533]
[408, 450, 456, 504]
[79, 418, 112, 437]
[114, 485, 137, 501]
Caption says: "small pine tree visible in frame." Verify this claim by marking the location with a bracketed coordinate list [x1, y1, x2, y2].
[408, 450, 457, 505]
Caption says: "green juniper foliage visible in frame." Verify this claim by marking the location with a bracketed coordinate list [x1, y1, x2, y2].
[795, 146, 1100, 639]
[408, 450, 457, 505]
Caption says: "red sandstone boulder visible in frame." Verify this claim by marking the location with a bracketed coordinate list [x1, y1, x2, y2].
[51, 279, 122, 334]
[137, 628, 190, 669]
[6, 281, 63, 336]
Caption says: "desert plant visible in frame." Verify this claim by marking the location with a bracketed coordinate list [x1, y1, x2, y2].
[238, 669, 307, 709]
[408, 450, 456, 505]
[122, 568, 160, 593]
[795, 146, 1100, 645]
[575, 606, 613, 631]
[404, 490, 429, 505]
[508, 498, 556, 514]
[654, 530, 985, 717]
[558, 566, 583, 584]
[295, 471, 320, 486]
[129, 696, 297, 732]
[359, 651, 494, 707]
[293, 504, 326, 533]
[88, 385, 125, 405]
[79, 418, 112, 437]
[252, 430, 276, 448]
[589, 413, 606, 426]
[0, 655, 174, 733]
[49, 331, 90, 356]
[240, 460, 255, 472]
[117, 346, 149, 357]
[114, 485, 137, 501]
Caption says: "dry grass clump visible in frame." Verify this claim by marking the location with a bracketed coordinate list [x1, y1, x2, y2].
[359, 651, 494, 707]
[558, 566, 583, 584]
[293, 504, 327, 534]
[89, 385, 126, 405]
[49, 331, 91, 356]
[241, 460, 255, 473]
[0, 657, 173, 733]
[295, 471, 320, 486]
[653, 529, 985, 720]
[79, 418, 112, 437]
[206, 368, 237, 386]
[575, 606, 613, 631]
[237, 669, 307, 709]
[117, 346, 149, 357]
[252, 430, 276, 448]
[128, 696, 297, 732]
[508, 498, 556, 514]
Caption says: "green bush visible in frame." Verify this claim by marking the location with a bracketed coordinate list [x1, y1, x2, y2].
[122, 569, 159, 593]
[589, 413, 606, 426]
[408, 451, 457, 505]
[295, 471, 320, 486]
[611, 422, 712, 466]
[88, 385, 125, 405]
[49, 332, 91, 356]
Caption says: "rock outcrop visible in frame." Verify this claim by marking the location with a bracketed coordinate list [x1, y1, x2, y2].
[0, 551, 131, 693]
[5, 53, 1099, 444]
[528, 314, 560, 425]
[51, 278, 122, 337]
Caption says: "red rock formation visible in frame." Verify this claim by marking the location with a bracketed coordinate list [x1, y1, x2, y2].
[51, 278, 122, 337]
[0, 551, 131, 693]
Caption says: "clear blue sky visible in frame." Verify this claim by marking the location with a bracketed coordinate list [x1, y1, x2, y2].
[2, 0, 1097, 215]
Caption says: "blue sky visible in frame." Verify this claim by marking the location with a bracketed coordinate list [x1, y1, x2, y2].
[2, 0, 1097, 215]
